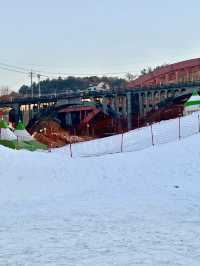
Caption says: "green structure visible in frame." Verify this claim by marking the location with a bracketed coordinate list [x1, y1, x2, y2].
[15, 120, 25, 130]
[0, 119, 9, 129]
[0, 118, 47, 151]
[184, 91, 200, 115]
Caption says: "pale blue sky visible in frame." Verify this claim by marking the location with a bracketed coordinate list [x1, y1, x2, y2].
[0, 0, 200, 90]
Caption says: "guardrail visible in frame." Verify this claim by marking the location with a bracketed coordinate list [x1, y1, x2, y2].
[0, 80, 199, 107]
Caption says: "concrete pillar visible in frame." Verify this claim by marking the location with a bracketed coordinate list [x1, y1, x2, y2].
[28, 104, 32, 120]
[12, 104, 21, 124]
[145, 92, 150, 113]
[112, 95, 117, 111]
[122, 96, 127, 116]
[147, 92, 153, 112]
[139, 93, 144, 117]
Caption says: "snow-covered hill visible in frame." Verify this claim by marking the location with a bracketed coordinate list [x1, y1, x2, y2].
[62, 111, 200, 157]
[0, 126, 200, 265]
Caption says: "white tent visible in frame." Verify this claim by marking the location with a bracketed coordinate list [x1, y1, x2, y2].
[14, 120, 33, 141]
[184, 91, 200, 115]
[0, 119, 17, 141]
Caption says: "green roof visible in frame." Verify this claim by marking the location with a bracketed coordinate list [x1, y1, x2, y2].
[184, 91, 200, 107]
[185, 100, 200, 107]
[0, 119, 9, 129]
[16, 120, 25, 130]
[192, 91, 199, 96]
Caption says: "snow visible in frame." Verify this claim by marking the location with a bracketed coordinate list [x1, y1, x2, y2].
[1, 114, 200, 265]
[68, 112, 200, 157]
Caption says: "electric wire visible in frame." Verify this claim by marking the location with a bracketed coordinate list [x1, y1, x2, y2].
[0, 61, 136, 78]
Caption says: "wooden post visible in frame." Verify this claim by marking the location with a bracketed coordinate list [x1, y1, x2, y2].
[150, 123, 154, 146]
[69, 141, 73, 158]
[48, 143, 52, 152]
[178, 116, 181, 140]
[120, 132, 124, 153]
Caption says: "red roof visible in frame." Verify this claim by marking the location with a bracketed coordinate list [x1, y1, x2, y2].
[128, 58, 200, 88]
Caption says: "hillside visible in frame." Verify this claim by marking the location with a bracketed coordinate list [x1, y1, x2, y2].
[19, 76, 126, 95]
[0, 125, 200, 264]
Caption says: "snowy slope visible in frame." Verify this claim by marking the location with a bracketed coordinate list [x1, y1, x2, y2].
[66, 112, 200, 157]
[0, 133, 200, 265]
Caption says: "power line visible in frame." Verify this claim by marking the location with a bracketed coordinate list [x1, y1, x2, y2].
[0, 61, 137, 77]
[0, 62, 30, 72]
[0, 62, 50, 79]
[0, 65, 28, 74]
[0, 62, 136, 78]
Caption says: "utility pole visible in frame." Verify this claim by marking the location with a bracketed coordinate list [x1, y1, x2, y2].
[30, 71, 33, 98]
[37, 74, 41, 98]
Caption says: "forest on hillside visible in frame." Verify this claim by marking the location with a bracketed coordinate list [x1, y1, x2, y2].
[19, 76, 127, 96]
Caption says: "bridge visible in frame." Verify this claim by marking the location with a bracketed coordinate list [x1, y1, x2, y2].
[2, 57, 200, 130]
[128, 58, 200, 88]
[1, 81, 200, 130]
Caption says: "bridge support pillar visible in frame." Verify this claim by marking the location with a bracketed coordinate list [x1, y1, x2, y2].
[9, 104, 21, 125]
[139, 93, 144, 117]
[145, 92, 150, 113]
[28, 104, 32, 120]
[127, 92, 132, 130]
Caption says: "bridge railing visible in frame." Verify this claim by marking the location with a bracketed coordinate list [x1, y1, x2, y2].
[0, 89, 120, 106]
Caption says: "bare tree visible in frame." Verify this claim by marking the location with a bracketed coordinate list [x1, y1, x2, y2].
[0, 86, 10, 96]
[125, 72, 136, 81]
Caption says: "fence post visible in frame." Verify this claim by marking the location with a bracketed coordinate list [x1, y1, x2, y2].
[120, 132, 124, 153]
[138, 113, 140, 129]
[178, 116, 181, 140]
[69, 142, 73, 158]
[150, 123, 154, 146]
[48, 143, 52, 152]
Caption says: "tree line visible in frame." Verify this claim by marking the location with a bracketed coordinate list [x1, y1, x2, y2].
[19, 76, 127, 96]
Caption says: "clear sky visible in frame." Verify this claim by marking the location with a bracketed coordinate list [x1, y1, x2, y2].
[0, 0, 200, 91]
